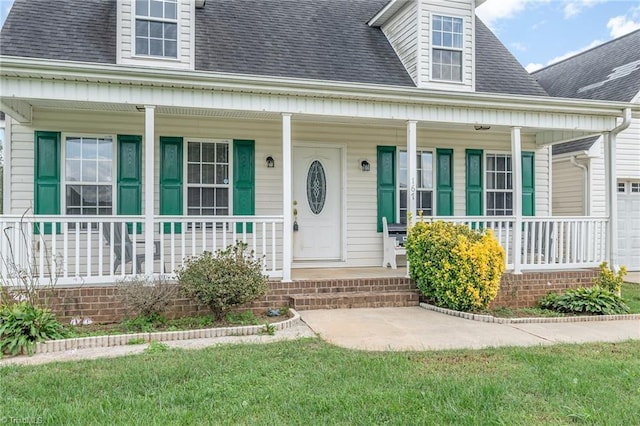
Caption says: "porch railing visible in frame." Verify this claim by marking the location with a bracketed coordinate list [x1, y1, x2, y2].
[429, 216, 608, 271]
[0, 215, 284, 286]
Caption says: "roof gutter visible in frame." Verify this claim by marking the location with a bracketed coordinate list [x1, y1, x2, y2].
[1, 56, 639, 118]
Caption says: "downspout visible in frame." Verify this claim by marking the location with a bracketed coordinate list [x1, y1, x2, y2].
[607, 108, 632, 271]
[569, 156, 589, 216]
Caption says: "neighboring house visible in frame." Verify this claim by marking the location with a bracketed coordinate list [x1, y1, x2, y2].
[533, 30, 640, 271]
[0, 0, 637, 286]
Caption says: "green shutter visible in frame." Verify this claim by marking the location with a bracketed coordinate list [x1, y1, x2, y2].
[160, 137, 183, 233]
[465, 149, 483, 216]
[233, 140, 255, 233]
[377, 146, 396, 232]
[117, 135, 142, 234]
[522, 151, 535, 216]
[34, 131, 61, 234]
[436, 148, 454, 216]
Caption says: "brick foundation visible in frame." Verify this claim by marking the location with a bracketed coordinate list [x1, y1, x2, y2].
[36, 270, 598, 323]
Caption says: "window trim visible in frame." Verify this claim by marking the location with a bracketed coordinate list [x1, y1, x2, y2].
[429, 13, 465, 84]
[484, 151, 514, 216]
[183, 138, 234, 217]
[132, 0, 180, 60]
[396, 147, 436, 222]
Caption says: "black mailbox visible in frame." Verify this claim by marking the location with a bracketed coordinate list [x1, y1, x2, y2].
[387, 223, 407, 247]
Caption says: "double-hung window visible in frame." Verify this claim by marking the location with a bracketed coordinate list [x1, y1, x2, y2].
[187, 141, 230, 217]
[64, 136, 114, 226]
[398, 150, 434, 224]
[135, 0, 178, 58]
[486, 153, 513, 216]
[432, 15, 463, 82]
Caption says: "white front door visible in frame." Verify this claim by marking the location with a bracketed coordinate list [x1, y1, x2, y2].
[618, 181, 640, 271]
[292, 146, 343, 261]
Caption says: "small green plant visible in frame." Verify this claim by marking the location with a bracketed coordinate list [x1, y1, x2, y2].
[177, 242, 268, 321]
[117, 277, 179, 318]
[0, 301, 66, 355]
[539, 287, 630, 315]
[260, 322, 276, 336]
[127, 337, 146, 345]
[279, 306, 290, 317]
[226, 310, 259, 325]
[405, 219, 505, 311]
[121, 313, 167, 333]
[144, 341, 170, 354]
[593, 262, 627, 295]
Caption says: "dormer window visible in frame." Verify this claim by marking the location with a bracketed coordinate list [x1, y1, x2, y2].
[431, 15, 463, 82]
[135, 0, 178, 58]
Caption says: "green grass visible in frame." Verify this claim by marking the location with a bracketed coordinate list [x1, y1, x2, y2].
[2, 339, 640, 425]
[622, 281, 640, 313]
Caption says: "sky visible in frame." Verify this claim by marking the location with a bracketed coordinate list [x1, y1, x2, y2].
[0, 0, 639, 73]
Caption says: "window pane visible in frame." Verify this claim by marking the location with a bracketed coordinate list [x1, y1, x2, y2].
[66, 160, 80, 181]
[497, 173, 506, 190]
[443, 32, 452, 47]
[216, 143, 228, 163]
[150, 21, 163, 38]
[453, 19, 462, 33]
[216, 188, 229, 208]
[443, 18, 452, 32]
[150, 39, 163, 56]
[98, 162, 112, 182]
[136, 19, 148, 37]
[165, 1, 177, 19]
[98, 186, 112, 206]
[136, 0, 148, 16]
[202, 188, 215, 207]
[188, 187, 200, 207]
[82, 139, 97, 159]
[202, 143, 215, 162]
[433, 32, 442, 46]
[82, 162, 97, 182]
[66, 138, 81, 159]
[453, 34, 462, 49]
[188, 164, 200, 184]
[202, 208, 214, 216]
[188, 142, 200, 162]
[432, 63, 441, 80]
[82, 186, 97, 207]
[136, 37, 148, 55]
[433, 16, 442, 31]
[165, 41, 177, 58]
[150, 0, 163, 18]
[188, 208, 199, 216]
[422, 152, 433, 188]
[66, 186, 82, 207]
[452, 65, 462, 82]
[98, 139, 112, 159]
[506, 193, 513, 211]
[202, 164, 215, 184]
[67, 207, 81, 216]
[164, 22, 177, 40]
[216, 165, 228, 184]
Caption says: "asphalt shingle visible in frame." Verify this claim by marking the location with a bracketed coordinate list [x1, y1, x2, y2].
[551, 136, 600, 156]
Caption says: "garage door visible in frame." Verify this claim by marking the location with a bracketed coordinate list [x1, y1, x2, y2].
[618, 181, 640, 271]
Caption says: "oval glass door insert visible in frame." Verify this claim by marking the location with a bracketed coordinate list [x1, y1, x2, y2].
[306, 160, 327, 215]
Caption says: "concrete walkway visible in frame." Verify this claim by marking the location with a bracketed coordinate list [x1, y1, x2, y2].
[300, 307, 640, 351]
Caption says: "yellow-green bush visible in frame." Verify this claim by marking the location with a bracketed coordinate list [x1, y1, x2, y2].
[405, 220, 505, 311]
[593, 261, 627, 295]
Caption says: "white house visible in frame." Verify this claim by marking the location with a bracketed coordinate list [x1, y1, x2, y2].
[0, 0, 637, 287]
[533, 30, 640, 271]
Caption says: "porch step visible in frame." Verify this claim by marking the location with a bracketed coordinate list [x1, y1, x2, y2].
[290, 291, 419, 310]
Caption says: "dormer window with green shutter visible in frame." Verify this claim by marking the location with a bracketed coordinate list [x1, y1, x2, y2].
[431, 15, 463, 82]
[135, 0, 178, 58]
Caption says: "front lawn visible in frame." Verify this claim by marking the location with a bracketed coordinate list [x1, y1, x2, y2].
[622, 281, 640, 313]
[2, 339, 640, 424]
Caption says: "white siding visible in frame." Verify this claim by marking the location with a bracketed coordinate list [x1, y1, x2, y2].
[9, 110, 551, 268]
[417, 0, 474, 92]
[118, 0, 194, 70]
[552, 159, 585, 216]
[589, 143, 607, 217]
[616, 117, 640, 179]
[382, 2, 419, 84]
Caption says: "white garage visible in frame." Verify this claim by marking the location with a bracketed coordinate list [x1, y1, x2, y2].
[617, 181, 640, 271]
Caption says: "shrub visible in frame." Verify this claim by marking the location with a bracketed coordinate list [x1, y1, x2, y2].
[539, 287, 630, 315]
[0, 301, 66, 356]
[405, 220, 505, 311]
[117, 277, 179, 318]
[593, 262, 627, 295]
[176, 242, 268, 321]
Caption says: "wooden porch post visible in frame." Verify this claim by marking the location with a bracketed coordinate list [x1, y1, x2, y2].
[282, 113, 292, 282]
[603, 131, 617, 267]
[511, 127, 522, 274]
[144, 105, 155, 276]
[407, 120, 417, 223]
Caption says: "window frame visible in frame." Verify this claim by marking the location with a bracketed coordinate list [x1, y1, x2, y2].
[133, 0, 179, 59]
[484, 151, 514, 217]
[183, 138, 234, 218]
[60, 133, 117, 225]
[430, 13, 464, 83]
[397, 148, 436, 224]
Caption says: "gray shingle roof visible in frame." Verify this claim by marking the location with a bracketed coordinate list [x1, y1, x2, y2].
[552, 136, 600, 155]
[475, 18, 548, 97]
[0, 0, 545, 97]
[532, 29, 640, 102]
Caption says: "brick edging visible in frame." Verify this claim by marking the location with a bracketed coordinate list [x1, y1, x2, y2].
[33, 309, 302, 355]
[419, 303, 640, 324]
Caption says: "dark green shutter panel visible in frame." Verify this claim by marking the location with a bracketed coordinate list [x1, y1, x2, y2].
[160, 137, 183, 233]
[436, 148, 454, 216]
[377, 146, 396, 232]
[117, 135, 142, 234]
[233, 140, 255, 233]
[465, 149, 483, 216]
[522, 152, 535, 216]
[34, 131, 61, 234]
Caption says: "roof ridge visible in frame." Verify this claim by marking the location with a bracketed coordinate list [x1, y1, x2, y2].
[532, 28, 640, 75]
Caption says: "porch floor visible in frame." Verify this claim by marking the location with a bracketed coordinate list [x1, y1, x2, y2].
[291, 267, 408, 281]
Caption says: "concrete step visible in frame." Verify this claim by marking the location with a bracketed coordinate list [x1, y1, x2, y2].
[291, 279, 416, 294]
[290, 291, 419, 310]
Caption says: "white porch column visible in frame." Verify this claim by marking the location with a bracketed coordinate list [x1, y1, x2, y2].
[144, 105, 155, 276]
[282, 113, 292, 282]
[511, 127, 522, 274]
[406, 120, 417, 223]
[604, 131, 617, 267]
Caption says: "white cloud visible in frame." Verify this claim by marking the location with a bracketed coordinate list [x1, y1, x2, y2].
[525, 63, 545, 72]
[607, 6, 640, 38]
[510, 42, 527, 52]
[563, 0, 607, 19]
[476, 0, 530, 28]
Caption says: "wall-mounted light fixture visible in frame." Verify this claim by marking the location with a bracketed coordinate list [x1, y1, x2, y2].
[135, 106, 145, 112]
[265, 155, 275, 168]
[360, 159, 370, 172]
[474, 125, 491, 131]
